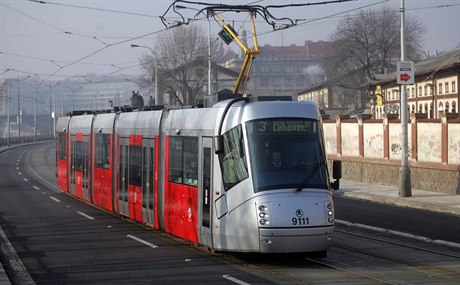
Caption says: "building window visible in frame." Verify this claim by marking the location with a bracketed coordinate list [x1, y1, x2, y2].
[418, 86, 422, 97]
[445, 82, 449, 93]
[452, 81, 456, 93]
[424, 86, 427, 96]
[438, 83, 443, 94]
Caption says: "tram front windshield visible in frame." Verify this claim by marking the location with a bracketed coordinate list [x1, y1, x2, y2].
[247, 118, 328, 192]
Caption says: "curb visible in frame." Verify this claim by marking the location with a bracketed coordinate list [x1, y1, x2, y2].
[334, 191, 460, 217]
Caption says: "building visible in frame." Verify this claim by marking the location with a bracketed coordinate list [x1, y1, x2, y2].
[160, 57, 241, 107]
[371, 47, 460, 119]
[226, 40, 331, 98]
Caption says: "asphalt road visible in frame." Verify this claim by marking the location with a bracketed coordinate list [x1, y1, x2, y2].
[0, 143, 279, 285]
[1, 142, 459, 285]
[334, 195, 460, 244]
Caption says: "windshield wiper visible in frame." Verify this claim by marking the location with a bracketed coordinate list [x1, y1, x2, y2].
[295, 161, 325, 193]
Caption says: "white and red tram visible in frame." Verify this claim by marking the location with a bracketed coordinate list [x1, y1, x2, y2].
[56, 98, 341, 254]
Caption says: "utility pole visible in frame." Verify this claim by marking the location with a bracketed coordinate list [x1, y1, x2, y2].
[130, 44, 158, 105]
[7, 85, 10, 147]
[399, 0, 411, 197]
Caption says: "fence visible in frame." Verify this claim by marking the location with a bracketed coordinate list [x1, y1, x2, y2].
[323, 112, 460, 194]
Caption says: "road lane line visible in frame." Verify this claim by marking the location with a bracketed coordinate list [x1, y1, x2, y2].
[23, 178, 28, 182]
[49, 196, 61, 203]
[18, 172, 22, 175]
[126, 234, 158, 249]
[222, 275, 251, 285]
[33, 185, 40, 190]
[77, 211, 95, 220]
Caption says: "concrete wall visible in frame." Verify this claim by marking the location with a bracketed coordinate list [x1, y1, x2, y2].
[324, 113, 460, 194]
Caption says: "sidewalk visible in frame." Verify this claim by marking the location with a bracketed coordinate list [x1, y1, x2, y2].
[336, 180, 460, 216]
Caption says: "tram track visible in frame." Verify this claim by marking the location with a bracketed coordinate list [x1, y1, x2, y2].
[10, 142, 460, 285]
[335, 228, 460, 259]
[324, 228, 460, 284]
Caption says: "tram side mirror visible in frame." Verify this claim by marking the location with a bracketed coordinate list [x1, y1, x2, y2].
[214, 135, 224, 154]
[331, 160, 342, 190]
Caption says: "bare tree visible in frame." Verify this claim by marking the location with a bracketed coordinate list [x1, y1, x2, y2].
[140, 24, 224, 106]
[322, 5, 425, 110]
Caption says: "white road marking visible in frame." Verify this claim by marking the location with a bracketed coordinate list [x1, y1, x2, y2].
[23, 178, 28, 182]
[49, 196, 61, 203]
[77, 211, 95, 220]
[127, 234, 158, 249]
[33, 185, 40, 190]
[222, 275, 251, 285]
[18, 172, 22, 175]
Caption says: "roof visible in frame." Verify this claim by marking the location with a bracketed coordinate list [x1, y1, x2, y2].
[253, 41, 332, 59]
[372, 47, 460, 85]
[172, 57, 240, 78]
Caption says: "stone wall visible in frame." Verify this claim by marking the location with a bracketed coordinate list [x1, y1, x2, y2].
[327, 157, 460, 194]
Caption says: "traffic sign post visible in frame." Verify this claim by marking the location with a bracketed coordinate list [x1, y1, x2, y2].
[397, 61, 414, 85]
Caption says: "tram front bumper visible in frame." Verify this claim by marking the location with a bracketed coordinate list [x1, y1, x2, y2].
[259, 226, 334, 253]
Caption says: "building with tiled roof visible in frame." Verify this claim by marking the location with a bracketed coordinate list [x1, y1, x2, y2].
[370, 47, 460, 119]
[226, 40, 332, 98]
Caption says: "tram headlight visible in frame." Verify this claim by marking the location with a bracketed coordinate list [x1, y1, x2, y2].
[326, 202, 334, 223]
[257, 204, 270, 226]
[258, 205, 267, 211]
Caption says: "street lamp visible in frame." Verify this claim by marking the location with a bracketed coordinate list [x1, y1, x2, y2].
[130, 44, 158, 105]
[17, 74, 30, 141]
[6, 84, 10, 147]
[175, 5, 212, 98]
[49, 82, 60, 138]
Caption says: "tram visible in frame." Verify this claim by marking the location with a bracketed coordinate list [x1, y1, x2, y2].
[56, 97, 342, 254]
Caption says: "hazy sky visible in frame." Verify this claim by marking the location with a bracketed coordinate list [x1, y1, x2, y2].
[1, 0, 459, 82]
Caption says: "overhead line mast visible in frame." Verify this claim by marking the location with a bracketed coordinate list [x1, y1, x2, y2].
[160, 0, 355, 95]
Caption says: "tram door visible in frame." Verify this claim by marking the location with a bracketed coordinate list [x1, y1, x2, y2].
[118, 135, 154, 225]
[118, 137, 129, 216]
[142, 139, 155, 226]
[200, 137, 213, 247]
[71, 133, 90, 200]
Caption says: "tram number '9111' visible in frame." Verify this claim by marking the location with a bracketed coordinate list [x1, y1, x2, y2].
[292, 217, 310, 226]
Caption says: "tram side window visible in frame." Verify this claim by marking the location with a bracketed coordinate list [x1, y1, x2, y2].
[58, 133, 66, 160]
[75, 141, 83, 172]
[129, 146, 142, 187]
[96, 134, 110, 170]
[220, 125, 249, 191]
[168, 136, 198, 187]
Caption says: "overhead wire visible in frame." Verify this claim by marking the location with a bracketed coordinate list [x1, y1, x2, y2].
[3, 1, 172, 86]
[26, 0, 161, 19]
[5, 0, 458, 85]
